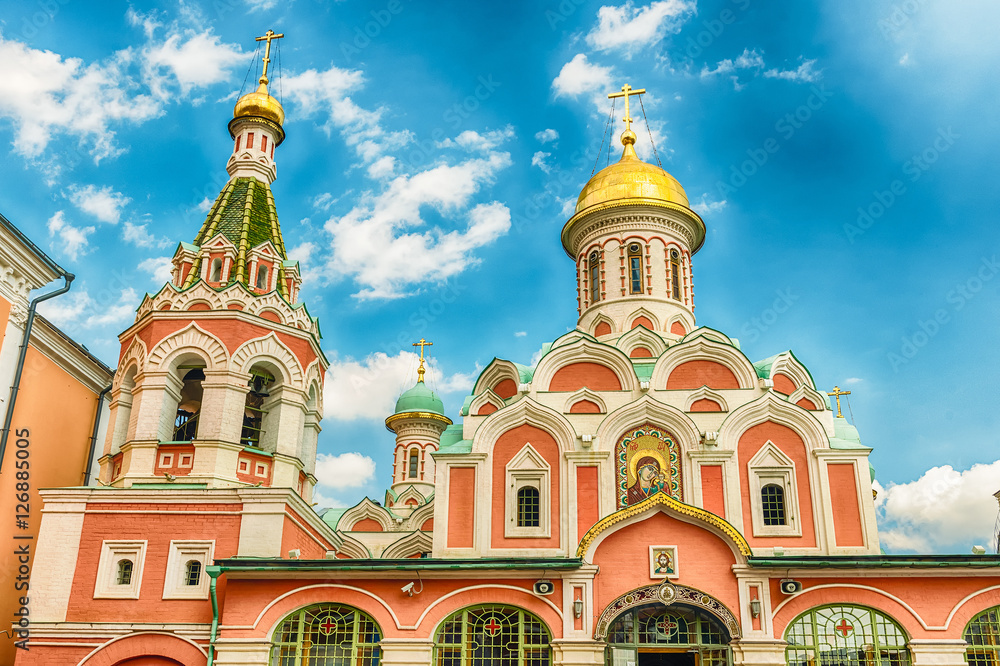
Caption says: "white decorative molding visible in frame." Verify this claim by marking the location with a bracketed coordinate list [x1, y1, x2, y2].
[615, 325, 668, 359]
[651, 336, 758, 390]
[405, 500, 436, 531]
[504, 443, 551, 538]
[624, 306, 661, 332]
[472, 398, 577, 456]
[788, 385, 826, 411]
[469, 389, 506, 416]
[472, 358, 522, 397]
[717, 392, 829, 454]
[532, 339, 637, 393]
[382, 531, 433, 559]
[147, 322, 229, 371]
[333, 533, 373, 559]
[337, 497, 394, 532]
[685, 386, 730, 412]
[768, 352, 815, 391]
[747, 441, 801, 537]
[562, 387, 608, 414]
[231, 331, 305, 387]
[595, 395, 702, 455]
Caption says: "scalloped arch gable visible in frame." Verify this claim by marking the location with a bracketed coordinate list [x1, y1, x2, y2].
[718, 392, 828, 452]
[652, 337, 757, 390]
[626, 306, 660, 331]
[563, 388, 608, 414]
[472, 398, 576, 455]
[472, 358, 522, 397]
[769, 352, 815, 390]
[337, 497, 393, 532]
[577, 491, 751, 561]
[616, 326, 668, 358]
[595, 395, 701, 453]
[334, 534, 372, 559]
[532, 339, 637, 392]
[685, 386, 729, 412]
[406, 501, 435, 531]
[383, 531, 433, 558]
[232, 332, 305, 386]
[147, 322, 229, 370]
[470, 389, 506, 416]
[789, 385, 826, 411]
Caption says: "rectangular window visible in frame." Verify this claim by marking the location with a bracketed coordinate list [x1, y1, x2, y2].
[261, 135, 268, 153]
[162, 540, 213, 600]
[630, 256, 643, 293]
[671, 259, 681, 300]
[246, 132, 254, 149]
[234, 135, 241, 152]
[94, 540, 146, 599]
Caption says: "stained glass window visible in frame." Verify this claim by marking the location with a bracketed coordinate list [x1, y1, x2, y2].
[966, 606, 1000, 666]
[434, 605, 551, 666]
[761, 484, 786, 526]
[605, 605, 731, 666]
[270, 604, 382, 666]
[785, 605, 910, 666]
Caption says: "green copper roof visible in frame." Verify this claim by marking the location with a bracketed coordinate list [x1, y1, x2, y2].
[319, 507, 348, 528]
[829, 417, 867, 450]
[633, 360, 656, 382]
[438, 424, 472, 454]
[394, 381, 445, 415]
[184, 177, 289, 298]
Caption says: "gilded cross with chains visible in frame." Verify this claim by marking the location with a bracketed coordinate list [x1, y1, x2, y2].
[255, 29, 284, 83]
[827, 385, 851, 418]
[413, 338, 433, 383]
[608, 83, 646, 133]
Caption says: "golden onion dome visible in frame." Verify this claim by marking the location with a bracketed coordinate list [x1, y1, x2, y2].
[233, 78, 285, 126]
[575, 131, 689, 215]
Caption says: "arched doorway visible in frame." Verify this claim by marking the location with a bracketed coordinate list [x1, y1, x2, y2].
[604, 604, 732, 666]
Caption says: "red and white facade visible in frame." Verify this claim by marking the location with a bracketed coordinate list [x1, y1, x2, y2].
[17, 68, 1000, 666]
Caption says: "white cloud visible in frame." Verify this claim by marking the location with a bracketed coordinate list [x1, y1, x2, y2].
[137, 26, 244, 98]
[844, 377, 864, 385]
[138, 256, 173, 284]
[702, 49, 821, 89]
[124, 221, 170, 248]
[535, 129, 559, 144]
[552, 54, 615, 98]
[692, 195, 727, 216]
[47, 211, 95, 261]
[899, 53, 911, 66]
[66, 184, 130, 224]
[764, 59, 821, 83]
[314, 452, 376, 490]
[531, 151, 553, 174]
[323, 351, 471, 421]
[283, 65, 413, 170]
[323, 150, 513, 299]
[586, 0, 696, 54]
[877, 461, 1000, 553]
[515, 331, 527, 337]
[39, 286, 138, 330]
[437, 127, 516, 152]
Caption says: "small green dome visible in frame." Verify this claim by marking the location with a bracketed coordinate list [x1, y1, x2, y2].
[394, 381, 445, 415]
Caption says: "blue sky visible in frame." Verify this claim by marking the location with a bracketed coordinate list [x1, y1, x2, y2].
[1, 0, 998, 553]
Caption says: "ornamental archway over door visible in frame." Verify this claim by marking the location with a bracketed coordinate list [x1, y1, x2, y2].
[596, 583, 740, 666]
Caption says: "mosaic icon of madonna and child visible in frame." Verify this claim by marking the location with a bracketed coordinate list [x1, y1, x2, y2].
[616, 425, 681, 509]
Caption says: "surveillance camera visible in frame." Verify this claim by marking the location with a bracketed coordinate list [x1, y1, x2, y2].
[401, 582, 415, 595]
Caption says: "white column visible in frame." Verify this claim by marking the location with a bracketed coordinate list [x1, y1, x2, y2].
[30, 498, 87, 622]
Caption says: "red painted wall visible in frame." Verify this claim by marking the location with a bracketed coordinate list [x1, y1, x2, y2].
[670, 321, 686, 336]
[772, 373, 796, 395]
[569, 399, 602, 414]
[447, 467, 476, 548]
[577, 466, 600, 539]
[701, 465, 726, 518]
[828, 463, 865, 547]
[689, 398, 722, 412]
[666, 360, 739, 390]
[493, 379, 517, 399]
[632, 316, 653, 330]
[595, 321, 612, 336]
[549, 362, 622, 391]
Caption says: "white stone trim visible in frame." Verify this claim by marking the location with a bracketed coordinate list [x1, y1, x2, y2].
[747, 441, 801, 537]
[162, 540, 214, 599]
[685, 386, 730, 412]
[614, 325, 668, 358]
[382, 530, 433, 558]
[504, 443, 552, 538]
[231, 331, 305, 387]
[651, 335, 758, 390]
[472, 358, 523, 397]
[147, 322, 229, 371]
[94, 540, 147, 599]
[532, 338, 638, 393]
[562, 388, 608, 414]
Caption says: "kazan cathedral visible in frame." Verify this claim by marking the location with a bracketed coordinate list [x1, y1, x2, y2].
[18, 34, 1000, 666]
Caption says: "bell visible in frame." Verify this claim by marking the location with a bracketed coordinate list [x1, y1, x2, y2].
[249, 375, 270, 398]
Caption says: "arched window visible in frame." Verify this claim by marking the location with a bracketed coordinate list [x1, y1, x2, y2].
[606, 604, 731, 666]
[785, 606, 910, 666]
[241, 366, 275, 448]
[966, 605, 1000, 666]
[174, 367, 205, 441]
[589, 251, 600, 304]
[517, 486, 540, 527]
[435, 605, 551, 666]
[116, 559, 133, 586]
[670, 249, 681, 300]
[256, 264, 269, 291]
[210, 258, 222, 282]
[270, 603, 381, 666]
[184, 560, 202, 587]
[408, 448, 420, 479]
[761, 484, 786, 526]
[627, 242, 644, 294]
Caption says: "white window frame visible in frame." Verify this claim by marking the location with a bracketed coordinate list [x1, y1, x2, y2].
[747, 441, 801, 537]
[162, 540, 214, 600]
[504, 443, 551, 538]
[94, 540, 147, 599]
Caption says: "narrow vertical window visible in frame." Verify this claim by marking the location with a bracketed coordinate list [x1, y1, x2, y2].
[408, 448, 419, 479]
[761, 484, 786, 526]
[589, 251, 600, 304]
[256, 264, 268, 290]
[261, 135, 268, 153]
[234, 135, 241, 152]
[670, 249, 681, 300]
[116, 559, 133, 585]
[185, 560, 202, 586]
[271, 143, 275, 159]
[246, 132, 254, 149]
[209, 258, 222, 282]
[174, 368, 205, 441]
[628, 242, 643, 294]
[517, 487, 540, 527]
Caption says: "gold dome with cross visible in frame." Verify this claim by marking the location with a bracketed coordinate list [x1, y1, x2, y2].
[233, 29, 286, 128]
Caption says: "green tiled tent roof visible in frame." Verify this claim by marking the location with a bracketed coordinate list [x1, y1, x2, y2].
[184, 177, 289, 297]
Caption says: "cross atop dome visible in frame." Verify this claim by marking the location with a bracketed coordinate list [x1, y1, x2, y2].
[608, 83, 646, 145]
[254, 29, 284, 85]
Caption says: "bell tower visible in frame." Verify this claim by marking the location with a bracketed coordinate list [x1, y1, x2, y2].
[561, 83, 706, 340]
[97, 31, 326, 499]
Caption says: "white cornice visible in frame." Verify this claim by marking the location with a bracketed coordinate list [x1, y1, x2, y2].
[31, 317, 114, 391]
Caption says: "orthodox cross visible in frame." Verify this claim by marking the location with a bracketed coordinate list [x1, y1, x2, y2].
[255, 29, 284, 82]
[834, 618, 854, 638]
[413, 338, 433, 383]
[827, 385, 851, 418]
[483, 617, 503, 636]
[608, 83, 646, 133]
[657, 616, 679, 637]
[318, 617, 337, 635]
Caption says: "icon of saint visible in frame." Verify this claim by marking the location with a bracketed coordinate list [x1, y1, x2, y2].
[627, 456, 665, 504]
[654, 551, 673, 575]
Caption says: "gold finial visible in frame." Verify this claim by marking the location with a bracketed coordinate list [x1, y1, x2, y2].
[827, 385, 851, 418]
[412, 338, 433, 383]
[608, 83, 646, 146]
[254, 29, 285, 85]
